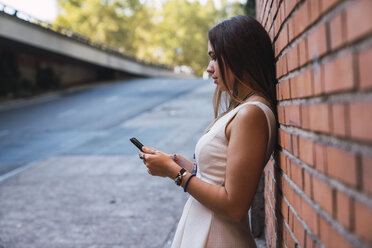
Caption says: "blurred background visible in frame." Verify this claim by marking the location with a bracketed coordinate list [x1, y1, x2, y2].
[1, 0, 254, 76]
[0, 1, 262, 247]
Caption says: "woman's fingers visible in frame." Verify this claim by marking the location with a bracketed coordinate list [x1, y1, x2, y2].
[142, 146, 152, 153]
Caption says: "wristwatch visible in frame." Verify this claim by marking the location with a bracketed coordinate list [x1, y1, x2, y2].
[175, 168, 187, 186]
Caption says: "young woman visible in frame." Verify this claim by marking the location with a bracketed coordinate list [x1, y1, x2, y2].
[139, 15, 277, 248]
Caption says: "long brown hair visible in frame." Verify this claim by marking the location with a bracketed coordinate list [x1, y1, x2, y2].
[208, 15, 277, 119]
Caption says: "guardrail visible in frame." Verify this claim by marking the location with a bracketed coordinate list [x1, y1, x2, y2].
[0, 2, 172, 70]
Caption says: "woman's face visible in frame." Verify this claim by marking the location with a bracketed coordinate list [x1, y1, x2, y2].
[207, 41, 232, 91]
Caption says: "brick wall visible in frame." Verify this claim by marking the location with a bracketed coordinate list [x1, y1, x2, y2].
[256, 0, 372, 247]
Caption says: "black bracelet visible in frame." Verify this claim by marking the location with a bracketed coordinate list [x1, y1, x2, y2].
[175, 168, 186, 186]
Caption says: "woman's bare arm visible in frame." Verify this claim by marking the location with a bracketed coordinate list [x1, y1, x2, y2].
[143, 105, 268, 221]
[173, 154, 195, 172]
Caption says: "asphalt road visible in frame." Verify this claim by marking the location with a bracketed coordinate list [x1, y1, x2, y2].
[0, 78, 215, 247]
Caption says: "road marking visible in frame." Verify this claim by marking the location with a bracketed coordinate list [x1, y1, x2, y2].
[0, 162, 35, 183]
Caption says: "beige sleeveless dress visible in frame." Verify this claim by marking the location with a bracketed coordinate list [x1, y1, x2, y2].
[171, 101, 277, 248]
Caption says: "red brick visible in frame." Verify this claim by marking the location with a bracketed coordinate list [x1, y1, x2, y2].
[308, 0, 321, 23]
[308, 24, 328, 60]
[287, 45, 299, 72]
[276, 83, 280, 100]
[309, 104, 330, 133]
[285, 0, 297, 18]
[358, 47, 372, 90]
[305, 232, 315, 248]
[291, 161, 304, 190]
[286, 158, 292, 180]
[323, 53, 355, 93]
[299, 137, 314, 166]
[301, 105, 310, 130]
[298, 39, 308, 66]
[282, 178, 294, 205]
[314, 143, 327, 173]
[301, 199, 319, 235]
[329, 12, 346, 50]
[284, 224, 296, 248]
[286, 105, 301, 126]
[288, 19, 295, 43]
[313, 177, 334, 216]
[272, 0, 278, 19]
[278, 79, 291, 100]
[282, 198, 290, 222]
[331, 103, 348, 137]
[281, 20, 289, 52]
[277, 105, 285, 124]
[304, 170, 313, 199]
[336, 190, 352, 230]
[279, 151, 287, 172]
[355, 200, 372, 243]
[285, 130, 292, 153]
[319, 217, 331, 247]
[278, 129, 285, 149]
[292, 70, 313, 98]
[346, 0, 372, 43]
[292, 135, 299, 157]
[321, 0, 342, 12]
[284, 79, 292, 99]
[349, 102, 372, 142]
[276, 54, 287, 78]
[280, 196, 289, 221]
[289, 206, 295, 229]
[362, 156, 372, 195]
[293, 216, 305, 247]
[276, 58, 283, 78]
[327, 146, 358, 187]
[274, 11, 281, 38]
[283, 54, 289, 76]
[293, 2, 310, 38]
[319, 216, 354, 248]
[312, 64, 323, 95]
[270, 25, 275, 42]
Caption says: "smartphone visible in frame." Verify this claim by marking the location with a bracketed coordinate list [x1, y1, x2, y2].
[130, 137, 144, 151]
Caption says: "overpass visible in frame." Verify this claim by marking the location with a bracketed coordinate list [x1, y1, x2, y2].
[0, 3, 178, 95]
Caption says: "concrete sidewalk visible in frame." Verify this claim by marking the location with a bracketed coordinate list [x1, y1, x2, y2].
[0, 82, 215, 248]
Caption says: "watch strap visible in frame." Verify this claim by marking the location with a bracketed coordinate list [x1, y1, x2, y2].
[175, 168, 186, 186]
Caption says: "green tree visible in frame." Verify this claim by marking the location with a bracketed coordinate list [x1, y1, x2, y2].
[54, 0, 245, 75]
[244, 0, 256, 17]
[55, 0, 152, 55]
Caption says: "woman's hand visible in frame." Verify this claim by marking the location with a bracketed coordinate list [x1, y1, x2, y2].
[139, 147, 180, 179]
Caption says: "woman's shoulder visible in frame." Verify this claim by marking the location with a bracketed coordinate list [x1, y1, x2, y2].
[235, 102, 268, 125]
[226, 101, 267, 134]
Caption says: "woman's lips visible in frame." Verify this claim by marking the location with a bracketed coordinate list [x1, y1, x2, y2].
[213, 78, 218, 84]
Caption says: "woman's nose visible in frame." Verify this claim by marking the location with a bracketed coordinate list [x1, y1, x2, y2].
[207, 61, 214, 74]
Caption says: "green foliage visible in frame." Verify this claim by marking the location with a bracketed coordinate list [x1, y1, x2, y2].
[244, 0, 256, 17]
[54, 0, 246, 75]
